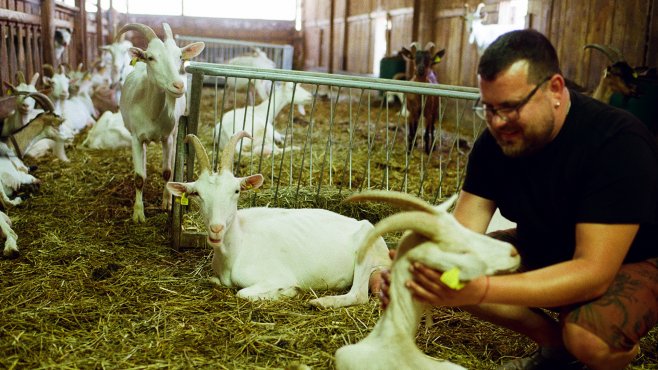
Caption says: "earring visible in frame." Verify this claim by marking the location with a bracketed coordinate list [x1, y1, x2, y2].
[554, 101, 561, 108]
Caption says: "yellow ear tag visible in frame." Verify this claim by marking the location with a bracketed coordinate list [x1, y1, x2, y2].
[434, 56, 442, 63]
[633, 72, 638, 79]
[130, 57, 138, 66]
[179, 192, 189, 206]
[440, 267, 465, 290]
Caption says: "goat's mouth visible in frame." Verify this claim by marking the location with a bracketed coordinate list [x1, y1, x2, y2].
[167, 88, 185, 98]
[207, 236, 223, 245]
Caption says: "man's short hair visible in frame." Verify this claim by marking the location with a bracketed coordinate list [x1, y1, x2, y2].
[478, 29, 562, 84]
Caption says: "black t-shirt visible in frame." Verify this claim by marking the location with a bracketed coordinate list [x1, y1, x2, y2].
[463, 90, 658, 270]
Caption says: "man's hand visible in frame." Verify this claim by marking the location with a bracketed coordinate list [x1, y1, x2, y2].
[407, 262, 489, 307]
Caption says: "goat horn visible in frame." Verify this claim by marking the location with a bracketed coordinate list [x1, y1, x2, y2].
[357, 211, 440, 262]
[220, 130, 252, 173]
[16, 71, 26, 84]
[29, 73, 40, 86]
[116, 23, 158, 43]
[584, 44, 624, 63]
[185, 134, 211, 174]
[410, 42, 420, 52]
[162, 23, 173, 41]
[346, 190, 439, 215]
[3, 80, 17, 92]
[28, 92, 55, 112]
[424, 42, 435, 52]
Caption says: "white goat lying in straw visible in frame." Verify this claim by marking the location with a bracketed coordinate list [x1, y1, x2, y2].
[213, 82, 312, 156]
[335, 190, 520, 370]
[166, 131, 391, 307]
[79, 110, 131, 150]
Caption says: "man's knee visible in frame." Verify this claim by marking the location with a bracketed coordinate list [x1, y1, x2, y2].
[563, 323, 638, 368]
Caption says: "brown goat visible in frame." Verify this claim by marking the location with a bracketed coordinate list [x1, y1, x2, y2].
[400, 42, 445, 154]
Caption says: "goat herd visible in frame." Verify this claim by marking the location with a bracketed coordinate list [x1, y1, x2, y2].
[0, 16, 655, 368]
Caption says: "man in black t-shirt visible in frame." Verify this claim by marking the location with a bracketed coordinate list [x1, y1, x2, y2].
[396, 30, 658, 370]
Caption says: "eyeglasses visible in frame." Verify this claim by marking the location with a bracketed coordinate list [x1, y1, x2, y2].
[473, 76, 551, 122]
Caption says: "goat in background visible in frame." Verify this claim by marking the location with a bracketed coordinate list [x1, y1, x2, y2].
[400, 42, 445, 155]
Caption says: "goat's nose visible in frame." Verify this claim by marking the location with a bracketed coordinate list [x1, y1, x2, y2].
[510, 247, 519, 257]
[172, 81, 184, 91]
[210, 224, 224, 234]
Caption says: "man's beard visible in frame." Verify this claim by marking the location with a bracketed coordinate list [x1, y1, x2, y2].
[492, 115, 555, 158]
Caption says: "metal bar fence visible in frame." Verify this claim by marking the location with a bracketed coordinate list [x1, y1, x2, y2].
[170, 62, 485, 249]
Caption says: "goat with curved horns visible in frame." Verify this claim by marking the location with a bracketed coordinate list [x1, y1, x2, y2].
[166, 131, 391, 307]
[117, 23, 204, 222]
[584, 44, 641, 103]
[335, 190, 520, 370]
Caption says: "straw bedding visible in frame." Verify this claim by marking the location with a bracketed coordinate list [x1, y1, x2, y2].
[0, 88, 655, 369]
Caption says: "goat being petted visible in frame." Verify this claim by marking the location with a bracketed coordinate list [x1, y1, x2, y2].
[335, 190, 520, 370]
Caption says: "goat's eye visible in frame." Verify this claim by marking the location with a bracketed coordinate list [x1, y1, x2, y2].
[147, 56, 155, 62]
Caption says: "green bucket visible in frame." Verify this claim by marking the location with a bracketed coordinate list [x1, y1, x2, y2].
[379, 55, 406, 79]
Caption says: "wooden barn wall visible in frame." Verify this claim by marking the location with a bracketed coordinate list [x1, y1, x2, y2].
[302, 0, 658, 91]
[0, 0, 110, 96]
[116, 14, 296, 51]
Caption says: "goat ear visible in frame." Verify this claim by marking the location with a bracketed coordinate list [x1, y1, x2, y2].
[128, 47, 147, 63]
[181, 42, 205, 61]
[400, 47, 413, 60]
[241, 174, 264, 191]
[432, 49, 446, 64]
[166, 182, 193, 197]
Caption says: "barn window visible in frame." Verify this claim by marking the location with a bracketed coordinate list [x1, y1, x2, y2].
[497, 0, 527, 26]
[76, 0, 299, 21]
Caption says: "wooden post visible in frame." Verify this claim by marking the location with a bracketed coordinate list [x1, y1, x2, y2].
[107, 0, 115, 43]
[41, 0, 56, 68]
[96, 0, 104, 49]
[328, 0, 335, 73]
[74, 0, 88, 67]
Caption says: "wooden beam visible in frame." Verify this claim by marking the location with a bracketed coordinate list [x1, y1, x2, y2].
[412, 0, 420, 42]
[75, 0, 88, 67]
[41, 0, 56, 68]
[329, 0, 336, 73]
[96, 0, 104, 49]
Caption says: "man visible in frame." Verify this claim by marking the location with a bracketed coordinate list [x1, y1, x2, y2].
[383, 29, 658, 370]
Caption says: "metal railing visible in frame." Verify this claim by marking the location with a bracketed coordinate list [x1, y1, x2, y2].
[170, 62, 484, 249]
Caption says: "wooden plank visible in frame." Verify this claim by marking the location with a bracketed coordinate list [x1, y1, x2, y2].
[0, 23, 8, 95]
[41, 0, 56, 68]
[17, 25, 25, 77]
[8, 24, 17, 86]
[74, 0, 87, 67]
[0, 8, 40, 24]
[25, 25, 33, 79]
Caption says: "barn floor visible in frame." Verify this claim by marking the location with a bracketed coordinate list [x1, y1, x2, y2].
[0, 90, 656, 369]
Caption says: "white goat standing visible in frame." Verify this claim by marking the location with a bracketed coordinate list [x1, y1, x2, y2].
[335, 190, 520, 370]
[54, 28, 72, 65]
[213, 82, 312, 156]
[99, 39, 135, 103]
[465, 3, 523, 56]
[166, 132, 391, 308]
[117, 23, 204, 222]
[226, 48, 275, 104]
